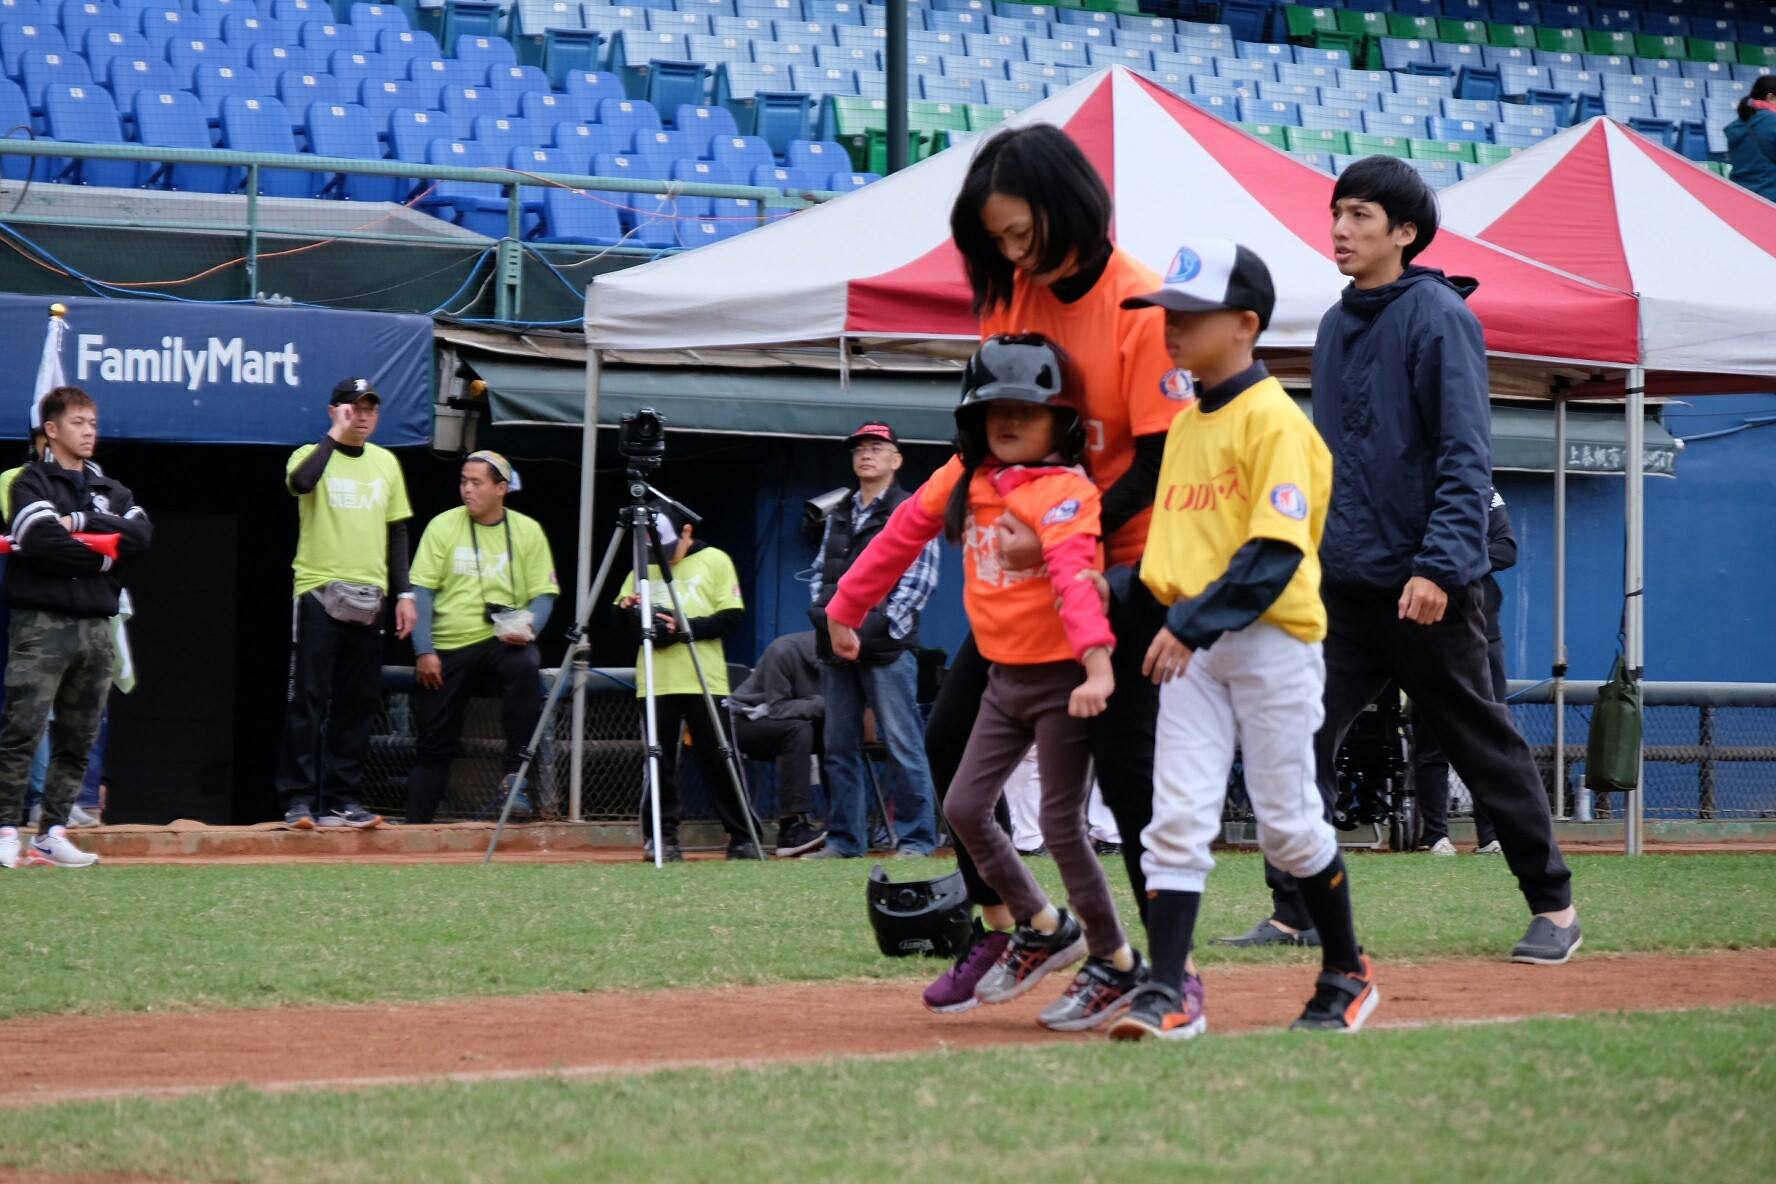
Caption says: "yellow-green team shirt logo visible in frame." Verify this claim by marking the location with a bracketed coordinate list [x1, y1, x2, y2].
[287, 442, 412, 596]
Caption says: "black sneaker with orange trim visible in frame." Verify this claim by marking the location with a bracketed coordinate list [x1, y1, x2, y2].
[1108, 976, 1206, 1043]
[972, 910, 1087, 1005]
[1290, 953, 1380, 1033]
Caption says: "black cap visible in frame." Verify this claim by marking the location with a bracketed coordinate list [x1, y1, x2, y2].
[845, 421, 899, 449]
[1122, 237, 1277, 332]
[330, 377, 381, 406]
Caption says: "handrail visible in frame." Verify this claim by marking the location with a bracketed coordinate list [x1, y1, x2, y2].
[0, 136, 843, 318]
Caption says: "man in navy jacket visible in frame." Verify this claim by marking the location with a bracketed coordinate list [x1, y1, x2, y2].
[1219, 157, 1581, 966]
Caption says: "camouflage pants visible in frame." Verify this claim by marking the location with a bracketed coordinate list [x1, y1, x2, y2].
[0, 610, 113, 831]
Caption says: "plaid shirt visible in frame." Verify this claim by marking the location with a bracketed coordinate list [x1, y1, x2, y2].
[810, 490, 940, 641]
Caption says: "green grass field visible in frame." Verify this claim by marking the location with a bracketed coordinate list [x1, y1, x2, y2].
[6, 852, 1775, 1018]
[5, 1006, 1773, 1183]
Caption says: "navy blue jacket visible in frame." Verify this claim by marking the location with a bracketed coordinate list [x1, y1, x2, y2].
[1312, 267, 1492, 593]
[1726, 109, 1776, 202]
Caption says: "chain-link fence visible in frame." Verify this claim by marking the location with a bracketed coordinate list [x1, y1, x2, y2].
[1510, 694, 1776, 821]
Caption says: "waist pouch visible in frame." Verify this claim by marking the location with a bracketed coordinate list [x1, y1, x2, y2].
[314, 581, 384, 626]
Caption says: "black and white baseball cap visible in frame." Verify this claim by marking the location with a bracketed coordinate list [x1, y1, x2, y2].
[1122, 238, 1276, 331]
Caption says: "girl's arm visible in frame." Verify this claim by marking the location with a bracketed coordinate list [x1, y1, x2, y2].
[1042, 531, 1117, 661]
[825, 493, 945, 630]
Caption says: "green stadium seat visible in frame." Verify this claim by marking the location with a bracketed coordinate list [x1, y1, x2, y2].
[965, 103, 1015, 131]
[1337, 10, 1389, 42]
[1386, 14, 1436, 40]
[822, 95, 885, 171]
[1283, 6, 1339, 41]
[1585, 30, 1636, 57]
[1285, 125, 1349, 153]
[864, 127, 925, 172]
[1535, 27, 1586, 55]
[1708, 160, 1730, 177]
[1487, 23, 1536, 50]
[1471, 142, 1517, 167]
[1687, 40, 1735, 65]
[1238, 121, 1290, 150]
[1410, 137, 1479, 163]
[1082, 0, 1142, 14]
[1738, 44, 1776, 69]
[1346, 131, 1411, 158]
[1635, 35, 1687, 61]
[1438, 19, 1490, 46]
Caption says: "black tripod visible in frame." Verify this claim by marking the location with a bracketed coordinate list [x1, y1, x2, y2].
[483, 470, 763, 866]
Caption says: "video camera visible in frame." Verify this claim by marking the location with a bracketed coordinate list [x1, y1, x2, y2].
[619, 407, 666, 470]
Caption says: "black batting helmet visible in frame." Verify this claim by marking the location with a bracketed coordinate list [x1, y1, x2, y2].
[867, 864, 975, 958]
[954, 333, 1086, 468]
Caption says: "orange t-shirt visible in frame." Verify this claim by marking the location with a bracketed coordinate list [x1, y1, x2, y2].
[914, 456, 1107, 666]
[979, 248, 1184, 568]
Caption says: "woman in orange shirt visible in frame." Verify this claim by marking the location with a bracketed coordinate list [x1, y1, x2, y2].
[918, 125, 1188, 1013]
[828, 335, 1142, 1031]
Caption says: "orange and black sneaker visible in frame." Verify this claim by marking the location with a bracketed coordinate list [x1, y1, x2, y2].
[1108, 976, 1206, 1043]
[1290, 953, 1380, 1033]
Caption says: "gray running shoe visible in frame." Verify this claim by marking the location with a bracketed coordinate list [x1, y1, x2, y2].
[974, 911, 1087, 1005]
[1038, 952, 1147, 1032]
[1511, 916, 1583, 965]
[1216, 919, 1320, 948]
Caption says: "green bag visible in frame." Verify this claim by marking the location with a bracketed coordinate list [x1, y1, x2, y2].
[1585, 654, 1643, 793]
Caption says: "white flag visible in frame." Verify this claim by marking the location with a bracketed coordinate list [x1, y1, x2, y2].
[31, 309, 67, 432]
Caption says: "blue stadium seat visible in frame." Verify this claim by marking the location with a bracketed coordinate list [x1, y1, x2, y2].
[441, 1, 505, 49]
[1583, 54, 1633, 76]
[969, 30, 1025, 59]
[772, 19, 835, 46]
[537, 183, 627, 245]
[271, 0, 326, 25]
[818, 44, 879, 70]
[1087, 44, 1150, 71]
[1299, 103, 1362, 133]
[1292, 45, 1349, 70]
[410, 56, 484, 92]
[752, 161, 815, 218]
[1426, 116, 1489, 142]
[825, 168, 873, 190]
[1379, 38, 1435, 72]
[834, 24, 886, 51]
[589, 150, 677, 248]
[548, 120, 625, 171]
[388, 106, 450, 161]
[668, 156, 730, 218]
[676, 101, 738, 139]
[20, 50, 92, 114]
[1383, 91, 1437, 115]
[791, 63, 854, 95]
[486, 63, 550, 113]
[378, 27, 441, 68]
[981, 77, 1042, 106]
[83, 28, 151, 80]
[675, 213, 741, 247]
[1154, 50, 1217, 78]
[307, 100, 406, 201]
[1216, 0, 1273, 43]
[1189, 75, 1244, 100]
[473, 113, 533, 161]
[807, 0, 865, 27]
[1454, 65, 1502, 101]
[943, 53, 1008, 81]
[1260, 81, 1319, 105]
[42, 83, 137, 186]
[925, 10, 986, 36]
[61, 2, 126, 51]
[781, 135, 839, 173]
[1626, 116, 1676, 147]
[597, 94, 662, 138]
[0, 76, 30, 182]
[1235, 38, 1286, 64]
[916, 74, 972, 102]
[1363, 109, 1427, 138]
[250, 44, 325, 76]
[1395, 72, 1453, 100]
[135, 88, 230, 190]
[584, 4, 654, 38]
[165, 38, 243, 86]
[358, 77, 419, 124]
[563, 69, 625, 105]
[648, 8, 712, 34]
[1340, 67, 1395, 93]
[421, 137, 506, 235]
[1497, 62, 1549, 99]
[457, 33, 519, 72]
[105, 55, 178, 116]
[0, 23, 64, 77]
[520, 90, 590, 127]
[1431, 40, 1483, 70]
[706, 130, 771, 171]
[1216, 57, 1276, 83]
[713, 14, 772, 38]
[1319, 86, 1380, 111]
[1009, 60, 1072, 87]
[281, 72, 357, 122]
[328, 50, 381, 91]
[1601, 92, 1653, 121]
[301, 21, 376, 57]
[1025, 36, 1087, 68]
[221, 94, 321, 194]
[680, 0, 740, 23]
[754, 40, 813, 68]
[631, 126, 695, 169]
[908, 29, 968, 58]
[192, 62, 257, 125]
[688, 33, 751, 64]
[141, 10, 208, 55]
[1238, 97, 1299, 125]
[350, 3, 409, 34]
[220, 13, 278, 47]
[1442, 98, 1500, 122]
[1115, 29, 1175, 55]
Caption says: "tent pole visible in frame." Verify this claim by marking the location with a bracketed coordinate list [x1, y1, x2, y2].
[886, 0, 908, 173]
[1624, 367, 1646, 856]
[570, 348, 602, 822]
[1552, 391, 1567, 820]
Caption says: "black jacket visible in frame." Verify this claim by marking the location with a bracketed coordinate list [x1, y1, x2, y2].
[807, 483, 918, 663]
[1313, 267, 1493, 593]
[5, 460, 151, 617]
[730, 631, 823, 722]
[1482, 487, 1517, 642]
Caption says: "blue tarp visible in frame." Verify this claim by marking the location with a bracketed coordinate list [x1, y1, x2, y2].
[0, 296, 433, 446]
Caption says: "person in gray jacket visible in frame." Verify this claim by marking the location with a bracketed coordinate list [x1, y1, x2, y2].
[1219, 157, 1580, 967]
[730, 631, 825, 856]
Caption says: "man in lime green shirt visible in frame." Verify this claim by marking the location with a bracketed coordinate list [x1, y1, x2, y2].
[406, 451, 558, 823]
[613, 510, 760, 861]
[275, 378, 414, 831]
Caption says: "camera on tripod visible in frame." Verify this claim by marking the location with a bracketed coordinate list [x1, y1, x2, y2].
[619, 407, 667, 469]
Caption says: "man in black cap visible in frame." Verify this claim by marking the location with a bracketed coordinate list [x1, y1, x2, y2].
[274, 378, 414, 830]
[804, 421, 939, 859]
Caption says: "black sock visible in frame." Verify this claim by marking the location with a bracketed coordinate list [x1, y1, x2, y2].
[1146, 889, 1201, 992]
[1292, 854, 1362, 975]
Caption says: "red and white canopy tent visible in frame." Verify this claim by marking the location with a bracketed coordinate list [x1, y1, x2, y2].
[566, 67, 1645, 818]
[1442, 119, 1776, 846]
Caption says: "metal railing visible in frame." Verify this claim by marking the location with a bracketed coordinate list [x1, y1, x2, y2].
[0, 136, 840, 320]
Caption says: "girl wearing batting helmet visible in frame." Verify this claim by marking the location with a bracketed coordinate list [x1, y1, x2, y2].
[825, 334, 1144, 1032]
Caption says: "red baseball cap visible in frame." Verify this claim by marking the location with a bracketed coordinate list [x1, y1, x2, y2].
[844, 421, 900, 449]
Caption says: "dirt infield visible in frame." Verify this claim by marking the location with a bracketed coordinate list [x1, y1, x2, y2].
[1, 948, 1770, 1110]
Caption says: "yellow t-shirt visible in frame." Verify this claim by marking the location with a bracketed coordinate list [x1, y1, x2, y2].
[410, 507, 559, 651]
[614, 546, 743, 698]
[0, 466, 22, 523]
[286, 441, 413, 596]
[1140, 374, 1331, 644]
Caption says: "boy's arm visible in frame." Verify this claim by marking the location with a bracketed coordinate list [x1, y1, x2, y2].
[1163, 540, 1302, 649]
[825, 475, 949, 630]
[1412, 302, 1492, 588]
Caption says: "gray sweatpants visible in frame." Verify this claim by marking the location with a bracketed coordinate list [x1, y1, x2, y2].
[944, 661, 1127, 960]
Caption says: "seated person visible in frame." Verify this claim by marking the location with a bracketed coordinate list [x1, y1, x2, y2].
[730, 630, 826, 857]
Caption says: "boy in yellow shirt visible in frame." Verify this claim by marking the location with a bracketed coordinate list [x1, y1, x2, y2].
[1106, 239, 1378, 1043]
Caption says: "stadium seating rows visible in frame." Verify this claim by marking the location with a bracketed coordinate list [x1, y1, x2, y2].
[0, 0, 1750, 248]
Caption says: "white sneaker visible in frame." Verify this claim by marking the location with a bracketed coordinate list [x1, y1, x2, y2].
[1426, 836, 1458, 856]
[68, 804, 101, 828]
[26, 825, 100, 868]
[0, 826, 18, 869]
[1475, 840, 1503, 855]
